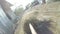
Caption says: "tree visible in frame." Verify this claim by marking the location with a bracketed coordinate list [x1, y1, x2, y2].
[14, 6, 24, 16]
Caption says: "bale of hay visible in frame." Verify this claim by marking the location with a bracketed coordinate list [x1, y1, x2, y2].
[15, 2, 60, 34]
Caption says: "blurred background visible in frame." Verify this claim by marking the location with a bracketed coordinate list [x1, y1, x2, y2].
[0, 0, 60, 34]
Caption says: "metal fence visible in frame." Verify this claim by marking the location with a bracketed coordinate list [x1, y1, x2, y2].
[0, 5, 15, 34]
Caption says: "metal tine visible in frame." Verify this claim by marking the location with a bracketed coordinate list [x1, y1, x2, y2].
[29, 23, 37, 34]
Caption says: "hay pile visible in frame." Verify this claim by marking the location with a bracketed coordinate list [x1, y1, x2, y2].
[15, 2, 60, 34]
